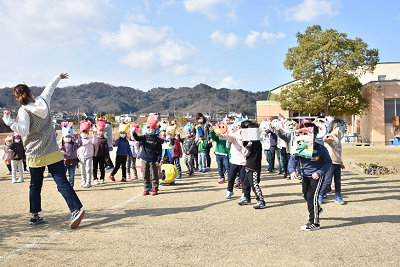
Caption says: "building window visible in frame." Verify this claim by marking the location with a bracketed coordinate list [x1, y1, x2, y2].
[384, 99, 400, 124]
[378, 75, 386, 81]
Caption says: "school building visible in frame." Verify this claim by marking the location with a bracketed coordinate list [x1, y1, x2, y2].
[256, 62, 400, 146]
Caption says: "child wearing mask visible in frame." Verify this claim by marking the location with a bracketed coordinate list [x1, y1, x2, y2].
[92, 118, 110, 185]
[177, 124, 196, 176]
[109, 122, 133, 182]
[60, 122, 82, 188]
[77, 120, 97, 188]
[8, 133, 25, 183]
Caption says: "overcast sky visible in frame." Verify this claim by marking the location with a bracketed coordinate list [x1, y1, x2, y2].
[0, 0, 398, 92]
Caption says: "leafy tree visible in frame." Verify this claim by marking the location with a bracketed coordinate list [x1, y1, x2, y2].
[278, 25, 379, 116]
[104, 114, 115, 123]
[174, 116, 188, 127]
[96, 111, 106, 118]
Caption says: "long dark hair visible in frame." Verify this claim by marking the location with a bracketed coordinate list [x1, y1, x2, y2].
[13, 84, 33, 106]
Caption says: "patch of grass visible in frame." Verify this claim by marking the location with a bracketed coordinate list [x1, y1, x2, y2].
[343, 146, 400, 169]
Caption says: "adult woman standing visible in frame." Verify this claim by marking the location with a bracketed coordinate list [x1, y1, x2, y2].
[3, 73, 85, 229]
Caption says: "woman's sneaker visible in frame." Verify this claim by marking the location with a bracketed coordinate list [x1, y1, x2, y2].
[253, 201, 267, 209]
[83, 183, 92, 188]
[29, 216, 44, 225]
[301, 223, 320, 231]
[69, 209, 85, 229]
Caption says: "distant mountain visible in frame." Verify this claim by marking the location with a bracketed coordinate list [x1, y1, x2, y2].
[0, 83, 269, 116]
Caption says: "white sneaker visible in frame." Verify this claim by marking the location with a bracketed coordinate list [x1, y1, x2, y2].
[17, 178, 24, 183]
[81, 183, 85, 187]
[100, 179, 105, 184]
[12, 178, 17, 183]
[93, 179, 99, 185]
[83, 183, 92, 188]
[240, 193, 246, 201]
[225, 191, 234, 199]
[6, 171, 11, 175]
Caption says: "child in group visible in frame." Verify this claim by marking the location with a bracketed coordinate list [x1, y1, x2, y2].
[237, 122, 267, 209]
[60, 122, 82, 188]
[160, 155, 178, 185]
[109, 122, 133, 182]
[92, 118, 110, 185]
[3, 136, 13, 175]
[177, 124, 196, 176]
[167, 124, 182, 179]
[319, 119, 346, 205]
[132, 114, 163, 196]
[210, 125, 231, 184]
[196, 127, 208, 173]
[288, 123, 332, 231]
[8, 133, 25, 183]
[77, 120, 97, 188]
[218, 123, 246, 199]
[104, 122, 115, 170]
[127, 123, 140, 180]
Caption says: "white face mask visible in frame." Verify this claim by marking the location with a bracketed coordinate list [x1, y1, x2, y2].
[64, 138, 72, 143]
[186, 133, 191, 137]
[147, 129, 155, 135]
[81, 133, 88, 139]
[15, 139, 21, 143]
[198, 118, 204, 123]
[120, 134, 126, 138]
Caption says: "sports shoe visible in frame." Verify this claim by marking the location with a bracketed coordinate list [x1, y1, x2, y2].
[12, 178, 17, 183]
[17, 178, 24, 183]
[100, 179, 105, 184]
[127, 173, 131, 180]
[198, 169, 203, 172]
[202, 169, 206, 173]
[176, 175, 181, 179]
[253, 201, 267, 209]
[151, 189, 158, 196]
[132, 175, 138, 180]
[237, 198, 252, 206]
[6, 171, 11, 175]
[69, 209, 85, 229]
[29, 216, 44, 225]
[81, 182, 85, 187]
[225, 191, 234, 199]
[109, 175, 115, 181]
[24, 169, 29, 172]
[218, 178, 225, 184]
[326, 186, 333, 194]
[318, 195, 323, 205]
[93, 179, 99, 185]
[335, 197, 346, 205]
[121, 177, 127, 182]
[143, 190, 150, 196]
[301, 223, 320, 231]
[233, 183, 241, 190]
[83, 183, 92, 188]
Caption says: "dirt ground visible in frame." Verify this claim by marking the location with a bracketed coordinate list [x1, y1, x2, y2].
[0, 144, 400, 266]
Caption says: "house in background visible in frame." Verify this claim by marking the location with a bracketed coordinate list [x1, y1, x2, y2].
[257, 62, 400, 146]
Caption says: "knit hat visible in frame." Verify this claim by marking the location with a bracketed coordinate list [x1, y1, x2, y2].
[80, 120, 92, 132]
[61, 122, 74, 137]
[96, 118, 107, 131]
[119, 121, 130, 133]
[147, 113, 160, 129]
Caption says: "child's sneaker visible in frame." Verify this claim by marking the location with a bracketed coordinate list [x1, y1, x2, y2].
[143, 190, 150, 195]
[109, 175, 115, 181]
[127, 173, 131, 180]
[318, 195, 323, 205]
[225, 191, 234, 199]
[233, 183, 241, 190]
[83, 183, 92, 188]
[335, 197, 346, 205]
[24, 169, 29, 172]
[198, 169, 203, 172]
[29, 216, 44, 225]
[121, 177, 127, 182]
[93, 179, 99, 185]
[237, 198, 252, 206]
[253, 201, 267, 209]
[12, 178, 17, 183]
[81, 182, 85, 187]
[202, 169, 206, 173]
[6, 171, 11, 175]
[100, 179, 105, 184]
[176, 175, 181, 179]
[69, 209, 85, 229]
[17, 178, 24, 183]
[151, 189, 158, 196]
[301, 223, 320, 231]
[218, 178, 225, 184]
[132, 175, 138, 180]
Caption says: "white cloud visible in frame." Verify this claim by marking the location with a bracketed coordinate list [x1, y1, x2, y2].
[125, 6, 150, 24]
[244, 31, 261, 48]
[285, 0, 342, 22]
[210, 30, 241, 49]
[261, 15, 270, 26]
[261, 31, 286, 44]
[216, 76, 240, 89]
[101, 23, 198, 72]
[183, 0, 238, 20]
[100, 23, 172, 51]
[0, 0, 112, 45]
